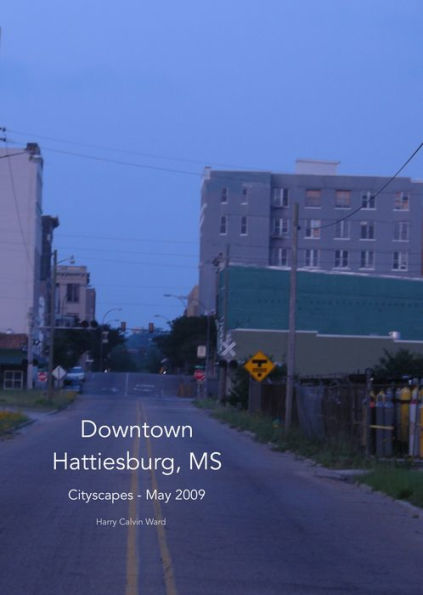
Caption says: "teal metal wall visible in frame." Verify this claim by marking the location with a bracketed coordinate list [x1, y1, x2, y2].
[219, 266, 423, 340]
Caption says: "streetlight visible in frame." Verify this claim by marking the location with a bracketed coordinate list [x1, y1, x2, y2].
[102, 308, 123, 325]
[99, 308, 122, 372]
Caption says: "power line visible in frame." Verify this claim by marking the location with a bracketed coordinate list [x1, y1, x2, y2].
[74, 255, 196, 269]
[57, 232, 198, 245]
[0, 150, 26, 159]
[4, 137, 270, 184]
[317, 142, 423, 230]
[96, 300, 184, 308]
[7, 127, 268, 171]
[24, 144, 203, 177]
[55, 245, 197, 259]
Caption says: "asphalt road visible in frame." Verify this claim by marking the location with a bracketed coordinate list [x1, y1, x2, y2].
[1, 372, 423, 595]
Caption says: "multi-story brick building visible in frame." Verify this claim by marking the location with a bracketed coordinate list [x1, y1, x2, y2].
[199, 159, 423, 312]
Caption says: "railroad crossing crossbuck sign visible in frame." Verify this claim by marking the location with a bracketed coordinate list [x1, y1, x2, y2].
[244, 351, 275, 382]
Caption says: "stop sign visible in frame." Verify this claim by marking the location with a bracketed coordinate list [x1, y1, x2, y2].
[38, 371, 47, 382]
[194, 369, 206, 381]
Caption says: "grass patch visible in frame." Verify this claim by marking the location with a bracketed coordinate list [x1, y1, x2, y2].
[193, 398, 219, 410]
[0, 411, 29, 435]
[0, 390, 77, 411]
[200, 403, 423, 507]
[357, 463, 423, 508]
[207, 406, 370, 469]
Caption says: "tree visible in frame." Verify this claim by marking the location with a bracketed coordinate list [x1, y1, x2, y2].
[373, 349, 423, 382]
[154, 315, 216, 373]
[108, 344, 139, 372]
[53, 324, 125, 371]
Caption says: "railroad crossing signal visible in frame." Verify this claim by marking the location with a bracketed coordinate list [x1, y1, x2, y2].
[244, 351, 275, 382]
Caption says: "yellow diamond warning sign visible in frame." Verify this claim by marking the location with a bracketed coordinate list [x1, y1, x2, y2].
[244, 351, 275, 382]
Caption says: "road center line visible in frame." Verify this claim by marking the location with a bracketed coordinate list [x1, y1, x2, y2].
[125, 402, 141, 595]
[140, 402, 178, 595]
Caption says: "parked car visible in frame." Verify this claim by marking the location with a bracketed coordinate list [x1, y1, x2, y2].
[66, 366, 85, 383]
[63, 378, 83, 393]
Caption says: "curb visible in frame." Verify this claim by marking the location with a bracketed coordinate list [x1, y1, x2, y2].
[353, 480, 423, 517]
[0, 417, 35, 438]
[16, 418, 36, 430]
[199, 404, 423, 516]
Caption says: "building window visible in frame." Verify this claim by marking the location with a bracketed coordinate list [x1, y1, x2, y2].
[394, 192, 409, 211]
[66, 283, 80, 303]
[273, 188, 289, 207]
[305, 189, 321, 208]
[334, 249, 349, 269]
[305, 249, 319, 268]
[393, 221, 409, 241]
[393, 251, 408, 271]
[334, 220, 350, 239]
[272, 247, 289, 266]
[360, 250, 375, 269]
[360, 221, 375, 240]
[241, 187, 248, 205]
[335, 190, 351, 208]
[362, 192, 376, 210]
[305, 219, 321, 239]
[221, 187, 228, 203]
[273, 217, 289, 236]
[219, 215, 227, 235]
[3, 370, 23, 390]
[240, 216, 248, 235]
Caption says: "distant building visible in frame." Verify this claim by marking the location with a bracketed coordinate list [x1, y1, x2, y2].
[217, 265, 423, 376]
[186, 285, 200, 317]
[55, 265, 96, 326]
[199, 160, 423, 311]
[40, 215, 60, 335]
[0, 333, 29, 390]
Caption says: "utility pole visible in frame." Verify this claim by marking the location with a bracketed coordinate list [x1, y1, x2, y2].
[218, 244, 230, 402]
[205, 313, 211, 395]
[47, 249, 57, 400]
[285, 203, 299, 431]
[26, 307, 34, 389]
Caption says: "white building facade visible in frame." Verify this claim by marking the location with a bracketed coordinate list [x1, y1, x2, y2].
[0, 144, 44, 338]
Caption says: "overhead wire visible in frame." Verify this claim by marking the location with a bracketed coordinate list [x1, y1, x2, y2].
[5, 139, 269, 183]
[7, 127, 269, 172]
[317, 142, 423, 230]
[56, 232, 198, 245]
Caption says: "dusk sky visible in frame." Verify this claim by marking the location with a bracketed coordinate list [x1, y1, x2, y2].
[2, 1, 422, 328]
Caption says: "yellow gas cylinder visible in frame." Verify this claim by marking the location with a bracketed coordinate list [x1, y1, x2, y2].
[409, 386, 420, 457]
[400, 386, 411, 443]
[419, 389, 423, 458]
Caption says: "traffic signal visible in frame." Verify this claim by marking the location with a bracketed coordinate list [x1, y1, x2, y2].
[120, 321, 127, 332]
[148, 322, 154, 333]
